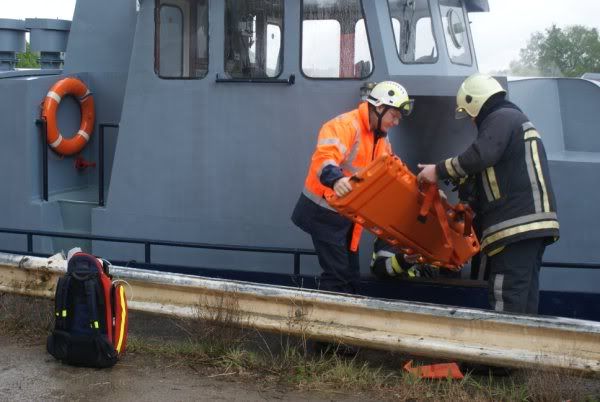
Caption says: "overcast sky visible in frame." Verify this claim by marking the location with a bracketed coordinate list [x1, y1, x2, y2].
[1, 0, 599, 73]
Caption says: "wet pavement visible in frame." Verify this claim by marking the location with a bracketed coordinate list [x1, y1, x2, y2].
[0, 336, 365, 402]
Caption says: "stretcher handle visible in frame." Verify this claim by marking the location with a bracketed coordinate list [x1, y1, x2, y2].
[454, 203, 474, 237]
[418, 185, 435, 220]
[418, 184, 453, 249]
[349, 175, 363, 183]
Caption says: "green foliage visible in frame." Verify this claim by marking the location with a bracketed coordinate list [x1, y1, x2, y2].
[16, 42, 39, 69]
[510, 25, 600, 77]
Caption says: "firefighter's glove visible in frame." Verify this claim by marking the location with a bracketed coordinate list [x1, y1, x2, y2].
[406, 264, 439, 279]
[333, 177, 353, 197]
[403, 254, 422, 264]
[417, 265, 439, 279]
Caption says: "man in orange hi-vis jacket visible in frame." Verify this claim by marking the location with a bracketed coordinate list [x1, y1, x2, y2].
[292, 81, 414, 294]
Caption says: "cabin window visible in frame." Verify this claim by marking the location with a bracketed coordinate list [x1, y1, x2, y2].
[224, 0, 284, 79]
[155, 0, 209, 79]
[440, 0, 472, 65]
[388, 0, 438, 64]
[301, 0, 373, 79]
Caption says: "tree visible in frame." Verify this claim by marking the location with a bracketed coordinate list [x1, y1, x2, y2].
[509, 25, 600, 77]
[16, 42, 39, 69]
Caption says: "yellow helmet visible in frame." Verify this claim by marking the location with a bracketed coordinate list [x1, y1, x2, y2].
[455, 73, 506, 119]
[367, 81, 414, 116]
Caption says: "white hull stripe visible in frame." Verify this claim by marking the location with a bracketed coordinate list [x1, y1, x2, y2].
[47, 91, 61, 104]
[77, 130, 90, 141]
[50, 135, 63, 149]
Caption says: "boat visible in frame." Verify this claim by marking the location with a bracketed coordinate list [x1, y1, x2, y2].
[0, 0, 598, 321]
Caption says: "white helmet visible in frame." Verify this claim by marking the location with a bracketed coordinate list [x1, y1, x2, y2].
[455, 73, 506, 119]
[367, 81, 414, 116]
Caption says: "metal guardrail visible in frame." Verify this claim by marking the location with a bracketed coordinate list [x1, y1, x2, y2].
[1, 251, 599, 374]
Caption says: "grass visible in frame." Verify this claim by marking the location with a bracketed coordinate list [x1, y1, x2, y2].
[2, 292, 600, 401]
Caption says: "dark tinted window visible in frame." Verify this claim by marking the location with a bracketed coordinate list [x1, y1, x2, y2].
[388, 0, 438, 64]
[224, 0, 284, 78]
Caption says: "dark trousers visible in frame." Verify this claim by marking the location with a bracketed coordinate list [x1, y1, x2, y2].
[312, 237, 360, 294]
[488, 238, 545, 314]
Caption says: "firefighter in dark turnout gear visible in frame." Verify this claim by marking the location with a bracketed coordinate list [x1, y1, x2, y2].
[417, 73, 559, 314]
[292, 81, 414, 294]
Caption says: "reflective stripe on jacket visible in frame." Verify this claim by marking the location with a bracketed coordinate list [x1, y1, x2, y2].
[436, 107, 559, 255]
[293, 102, 392, 250]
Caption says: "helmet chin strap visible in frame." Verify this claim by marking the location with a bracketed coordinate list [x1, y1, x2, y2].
[371, 104, 390, 137]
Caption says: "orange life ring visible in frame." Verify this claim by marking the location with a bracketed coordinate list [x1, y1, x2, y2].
[41, 77, 95, 156]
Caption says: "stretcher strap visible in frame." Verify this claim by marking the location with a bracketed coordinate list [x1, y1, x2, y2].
[454, 203, 474, 237]
[419, 185, 453, 249]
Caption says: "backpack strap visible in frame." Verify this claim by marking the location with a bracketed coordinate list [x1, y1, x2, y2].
[54, 275, 72, 330]
[83, 278, 102, 331]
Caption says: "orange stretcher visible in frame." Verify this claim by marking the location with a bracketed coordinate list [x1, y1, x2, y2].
[327, 155, 480, 270]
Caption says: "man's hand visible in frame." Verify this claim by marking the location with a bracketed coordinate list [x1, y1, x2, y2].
[417, 164, 438, 184]
[333, 177, 353, 197]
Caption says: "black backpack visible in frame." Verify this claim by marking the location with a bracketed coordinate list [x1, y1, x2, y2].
[47, 252, 128, 368]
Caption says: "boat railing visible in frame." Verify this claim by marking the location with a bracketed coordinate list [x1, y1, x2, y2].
[0, 228, 598, 277]
[0, 227, 316, 276]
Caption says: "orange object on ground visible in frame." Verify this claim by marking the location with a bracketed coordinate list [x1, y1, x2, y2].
[327, 155, 479, 269]
[41, 77, 95, 156]
[403, 360, 464, 380]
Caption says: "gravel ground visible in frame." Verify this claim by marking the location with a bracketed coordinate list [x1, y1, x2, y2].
[0, 335, 370, 402]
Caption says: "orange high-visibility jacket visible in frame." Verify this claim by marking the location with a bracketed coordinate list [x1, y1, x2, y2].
[297, 102, 393, 251]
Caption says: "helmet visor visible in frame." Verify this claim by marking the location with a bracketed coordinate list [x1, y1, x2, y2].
[399, 99, 414, 117]
[455, 106, 469, 120]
